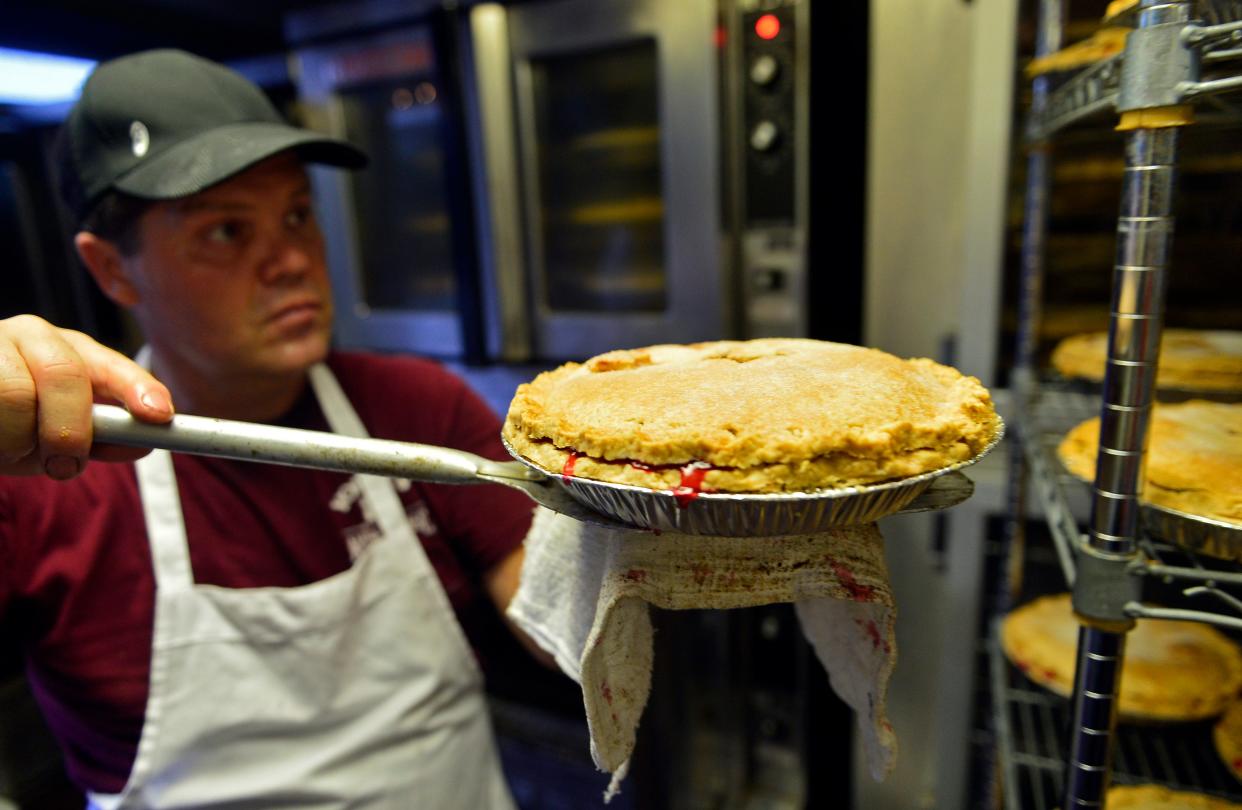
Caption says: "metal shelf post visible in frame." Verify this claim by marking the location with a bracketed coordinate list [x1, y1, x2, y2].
[1061, 2, 1190, 804]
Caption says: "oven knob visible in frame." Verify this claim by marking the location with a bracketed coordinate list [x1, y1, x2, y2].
[752, 268, 786, 292]
[750, 54, 781, 87]
[749, 120, 781, 152]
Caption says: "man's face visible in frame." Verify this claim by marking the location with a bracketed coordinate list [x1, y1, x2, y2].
[125, 153, 334, 380]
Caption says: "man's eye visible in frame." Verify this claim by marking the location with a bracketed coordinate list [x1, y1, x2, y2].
[207, 222, 242, 243]
[286, 207, 313, 229]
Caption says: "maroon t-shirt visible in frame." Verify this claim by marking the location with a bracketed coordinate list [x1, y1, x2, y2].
[0, 351, 534, 794]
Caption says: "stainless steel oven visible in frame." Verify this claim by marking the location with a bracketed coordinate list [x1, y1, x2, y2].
[289, 0, 810, 363]
[290, 2, 487, 360]
[477, 0, 809, 360]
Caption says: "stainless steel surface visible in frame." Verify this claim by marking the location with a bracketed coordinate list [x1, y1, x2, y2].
[469, 4, 530, 363]
[90, 404, 624, 529]
[502, 424, 1002, 536]
[294, 18, 470, 359]
[1063, 627, 1124, 808]
[1045, 393, 1242, 581]
[1007, 17, 1072, 792]
[1124, 600, 1242, 630]
[1118, 1, 1195, 112]
[989, 627, 1242, 810]
[1065, 117, 1182, 809]
[739, 0, 810, 340]
[1007, 0, 1242, 804]
[93, 403, 991, 538]
[1089, 127, 1180, 560]
[506, 0, 726, 359]
[1140, 501, 1242, 561]
[1027, 56, 1121, 141]
[1015, 0, 1061, 386]
[1026, 0, 1242, 137]
[1066, 21, 1186, 800]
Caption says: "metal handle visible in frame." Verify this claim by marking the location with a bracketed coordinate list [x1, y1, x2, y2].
[91, 404, 536, 485]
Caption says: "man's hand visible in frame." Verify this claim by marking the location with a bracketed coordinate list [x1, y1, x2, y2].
[0, 315, 174, 480]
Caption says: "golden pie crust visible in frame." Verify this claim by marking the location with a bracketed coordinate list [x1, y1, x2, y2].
[1051, 329, 1242, 393]
[1058, 401, 1242, 525]
[1105, 784, 1242, 809]
[503, 339, 1000, 493]
[1216, 700, 1242, 784]
[1000, 593, 1242, 722]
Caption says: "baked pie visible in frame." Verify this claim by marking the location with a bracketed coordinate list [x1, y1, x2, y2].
[1051, 329, 1242, 393]
[1105, 784, 1242, 809]
[503, 339, 1000, 494]
[1058, 401, 1242, 525]
[1216, 700, 1242, 784]
[1000, 593, 1242, 722]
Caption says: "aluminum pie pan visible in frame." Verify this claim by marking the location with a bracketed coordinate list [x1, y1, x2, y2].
[1140, 502, 1242, 563]
[1059, 462, 1242, 562]
[501, 420, 1004, 536]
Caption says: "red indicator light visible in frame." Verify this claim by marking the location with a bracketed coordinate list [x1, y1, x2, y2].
[754, 13, 781, 40]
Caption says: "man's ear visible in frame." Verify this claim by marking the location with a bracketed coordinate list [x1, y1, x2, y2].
[75, 232, 139, 307]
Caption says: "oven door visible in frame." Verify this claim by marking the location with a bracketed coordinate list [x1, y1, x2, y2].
[476, 0, 726, 362]
[294, 15, 484, 361]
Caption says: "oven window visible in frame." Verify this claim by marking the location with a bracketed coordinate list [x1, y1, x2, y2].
[338, 78, 455, 312]
[530, 39, 666, 313]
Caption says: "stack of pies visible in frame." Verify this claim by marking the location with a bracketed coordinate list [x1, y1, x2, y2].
[1051, 329, 1242, 394]
[1106, 784, 1242, 809]
[1000, 593, 1242, 722]
[503, 339, 1001, 494]
[1057, 400, 1242, 526]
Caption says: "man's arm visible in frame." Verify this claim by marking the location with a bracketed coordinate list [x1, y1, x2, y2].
[0, 315, 174, 478]
[482, 545, 558, 670]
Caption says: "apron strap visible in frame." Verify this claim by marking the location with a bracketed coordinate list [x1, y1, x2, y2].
[135, 450, 195, 592]
[132, 347, 194, 591]
[134, 359, 428, 591]
[307, 364, 419, 545]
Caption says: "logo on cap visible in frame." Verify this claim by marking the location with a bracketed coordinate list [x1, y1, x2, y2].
[130, 121, 150, 158]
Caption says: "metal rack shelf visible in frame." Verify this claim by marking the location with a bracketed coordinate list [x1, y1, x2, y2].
[998, 0, 1242, 805]
[1027, 9, 1242, 141]
[989, 631, 1242, 810]
[1015, 385, 1242, 630]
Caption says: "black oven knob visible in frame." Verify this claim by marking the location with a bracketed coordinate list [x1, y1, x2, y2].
[752, 268, 787, 293]
[749, 54, 781, 87]
[749, 120, 781, 152]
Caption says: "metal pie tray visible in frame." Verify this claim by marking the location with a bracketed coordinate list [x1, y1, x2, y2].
[502, 420, 1004, 536]
[1141, 501, 1242, 563]
[1060, 460, 1242, 562]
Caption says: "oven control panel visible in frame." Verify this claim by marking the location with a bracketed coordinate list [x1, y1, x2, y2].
[739, 0, 806, 338]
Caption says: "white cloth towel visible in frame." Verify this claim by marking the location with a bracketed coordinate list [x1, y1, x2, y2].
[507, 507, 899, 799]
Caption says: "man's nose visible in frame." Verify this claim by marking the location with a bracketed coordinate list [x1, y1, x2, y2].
[259, 232, 314, 283]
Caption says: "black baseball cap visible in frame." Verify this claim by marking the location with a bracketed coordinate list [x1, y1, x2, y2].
[59, 48, 366, 219]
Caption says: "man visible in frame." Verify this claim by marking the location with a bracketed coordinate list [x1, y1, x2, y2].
[0, 49, 542, 809]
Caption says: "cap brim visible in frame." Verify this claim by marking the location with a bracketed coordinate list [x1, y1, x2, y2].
[111, 121, 367, 201]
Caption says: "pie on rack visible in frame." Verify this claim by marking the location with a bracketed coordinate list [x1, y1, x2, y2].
[1216, 700, 1242, 784]
[1000, 593, 1242, 722]
[1057, 400, 1242, 526]
[502, 339, 1001, 494]
[1105, 784, 1242, 809]
[1051, 329, 1242, 393]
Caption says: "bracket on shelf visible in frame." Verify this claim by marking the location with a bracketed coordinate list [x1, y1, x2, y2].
[1073, 547, 1142, 629]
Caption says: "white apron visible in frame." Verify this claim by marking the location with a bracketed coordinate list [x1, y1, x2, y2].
[88, 363, 516, 810]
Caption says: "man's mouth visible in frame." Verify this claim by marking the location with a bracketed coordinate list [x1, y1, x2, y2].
[266, 300, 323, 330]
